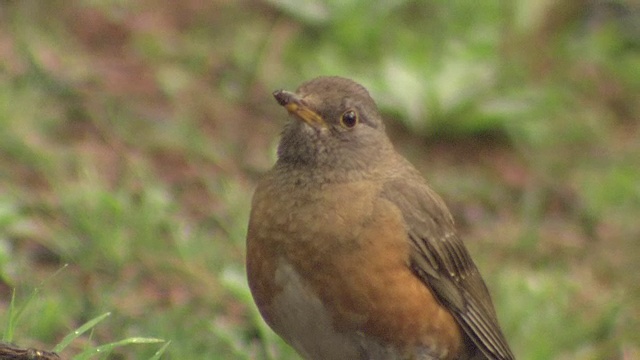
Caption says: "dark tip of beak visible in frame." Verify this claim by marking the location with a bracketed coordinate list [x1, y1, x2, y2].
[273, 90, 293, 106]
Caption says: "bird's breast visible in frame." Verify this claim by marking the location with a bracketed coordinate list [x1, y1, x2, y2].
[246, 179, 465, 359]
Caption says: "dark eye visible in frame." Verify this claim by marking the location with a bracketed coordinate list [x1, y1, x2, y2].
[340, 110, 358, 128]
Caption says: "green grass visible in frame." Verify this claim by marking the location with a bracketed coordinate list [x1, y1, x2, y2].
[1, 0, 638, 359]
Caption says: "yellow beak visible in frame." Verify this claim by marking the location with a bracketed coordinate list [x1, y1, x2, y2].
[273, 90, 326, 128]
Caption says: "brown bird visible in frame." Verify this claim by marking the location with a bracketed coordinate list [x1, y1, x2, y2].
[246, 76, 515, 360]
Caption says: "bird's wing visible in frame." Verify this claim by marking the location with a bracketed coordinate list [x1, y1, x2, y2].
[381, 176, 515, 360]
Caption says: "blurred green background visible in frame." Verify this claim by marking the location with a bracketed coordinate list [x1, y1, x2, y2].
[0, 0, 638, 359]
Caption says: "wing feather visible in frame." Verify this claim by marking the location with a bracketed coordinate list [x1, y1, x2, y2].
[382, 176, 515, 360]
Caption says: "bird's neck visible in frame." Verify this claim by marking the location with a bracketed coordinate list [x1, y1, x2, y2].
[273, 148, 400, 188]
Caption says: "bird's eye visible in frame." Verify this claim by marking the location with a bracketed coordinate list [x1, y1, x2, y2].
[340, 110, 358, 128]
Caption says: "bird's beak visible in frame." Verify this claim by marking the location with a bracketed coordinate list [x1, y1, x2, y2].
[273, 90, 326, 128]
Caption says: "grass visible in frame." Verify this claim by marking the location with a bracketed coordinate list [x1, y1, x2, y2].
[0, 0, 639, 359]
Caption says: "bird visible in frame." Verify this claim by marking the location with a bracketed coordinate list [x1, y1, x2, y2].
[246, 76, 515, 360]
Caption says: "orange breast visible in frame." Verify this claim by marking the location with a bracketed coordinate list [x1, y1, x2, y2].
[247, 180, 465, 359]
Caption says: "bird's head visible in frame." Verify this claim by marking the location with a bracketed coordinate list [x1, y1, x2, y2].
[273, 76, 394, 179]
